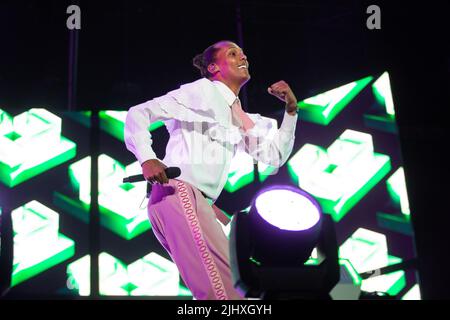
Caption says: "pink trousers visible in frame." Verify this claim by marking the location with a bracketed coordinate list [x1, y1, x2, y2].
[148, 179, 243, 300]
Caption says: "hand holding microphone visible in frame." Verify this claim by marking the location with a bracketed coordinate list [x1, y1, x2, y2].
[141, 159, 170, 184]
[122, 159, 180, 184]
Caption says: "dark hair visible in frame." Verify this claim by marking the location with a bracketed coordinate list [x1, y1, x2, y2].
[192, 42, 225, 79]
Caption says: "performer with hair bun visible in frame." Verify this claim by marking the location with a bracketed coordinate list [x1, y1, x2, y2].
[124, 40, 299, 300]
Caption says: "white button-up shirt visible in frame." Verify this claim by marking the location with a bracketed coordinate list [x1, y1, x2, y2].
[124, 78, 298, 201]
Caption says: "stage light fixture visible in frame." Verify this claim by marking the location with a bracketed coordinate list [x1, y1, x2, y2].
[230, 185, 340, 299]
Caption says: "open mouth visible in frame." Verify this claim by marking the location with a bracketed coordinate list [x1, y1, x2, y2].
[238, 65, 248, 70]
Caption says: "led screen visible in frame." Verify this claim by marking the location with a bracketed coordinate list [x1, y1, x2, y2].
[0, 71, 420, 299]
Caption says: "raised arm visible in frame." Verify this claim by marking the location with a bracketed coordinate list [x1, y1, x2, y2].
[241, 80, 298, 167]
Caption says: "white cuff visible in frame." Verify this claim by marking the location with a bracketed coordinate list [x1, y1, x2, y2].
[136, 148, 159, 166]
[280, 111, 298, 133]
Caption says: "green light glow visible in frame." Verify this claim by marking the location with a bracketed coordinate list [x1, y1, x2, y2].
[67, 252, 187, 296]
[361, 255, 406, 296]
[297, 76, 373, 125]
[339, 259, 362, 286]
[0, 108, 76, 187]
[128, 252, 181, 296]
[339, 228, 406, 295]
[11, 200, 75, 287]
[329, 258, 363, 300]
[376, 211, 412, 236]
[363, 71, 397, 133]
[224, 151, 254, 193]
[373, 72, 395, 116]
[304, 248, 320, 266]
[99, 110, 164, 142]
[64, 110, 163, 141]
[258, 162, 277, 183]
[287, 130, 391, 221]
[249, 256, 262, 266]
[387, 167, 410, 215]
[67, 253, 128, 296]
[66, 154, 151, 240]
[224, 150, 276, 193]
[401, 284, 421, 300]
[339, 228, 388, 272]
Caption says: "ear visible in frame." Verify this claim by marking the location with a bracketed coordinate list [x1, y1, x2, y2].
[208, 63, 218, 75]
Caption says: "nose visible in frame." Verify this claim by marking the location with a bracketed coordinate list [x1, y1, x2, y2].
[240, 51, 247, 61]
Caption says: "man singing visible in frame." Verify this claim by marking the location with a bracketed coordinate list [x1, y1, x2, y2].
[124, 40, 298, 300]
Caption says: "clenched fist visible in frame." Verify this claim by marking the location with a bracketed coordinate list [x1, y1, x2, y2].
[268, 80, 298, 116]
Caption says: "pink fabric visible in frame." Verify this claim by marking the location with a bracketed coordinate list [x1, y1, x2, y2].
[231, 98, 255, 131]
[148, 179, 244, 300]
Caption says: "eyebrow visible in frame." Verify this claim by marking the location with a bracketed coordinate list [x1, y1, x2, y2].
[226, 46, 243, 53]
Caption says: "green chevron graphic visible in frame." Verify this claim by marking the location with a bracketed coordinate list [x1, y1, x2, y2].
[99, 110, 164, 142]
[224, 150, 277, 193]
[11, 200, 75, 287]
[377, 166, 413, 235]
[54, 154, 150, 240]
[67, 252, 191, 296]
[0, 109, 76, 187]
[386, 166, 410, 216]
[402, 284, 421, 300]
[287, 129, 391, 222]
[297, 76, 373, 125]
[364, 72, 398, 133]
[339, 228, 406, 295]
[64, 111, 164, 141]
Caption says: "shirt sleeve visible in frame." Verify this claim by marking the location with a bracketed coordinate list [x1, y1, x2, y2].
[241, 111, 298, 168]
[124, 98, 173, 165]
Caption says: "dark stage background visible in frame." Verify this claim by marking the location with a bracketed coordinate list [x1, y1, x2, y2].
[0, 0, 449, 299]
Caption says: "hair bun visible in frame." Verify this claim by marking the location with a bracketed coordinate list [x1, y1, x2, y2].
[192, 53, 205, 70]
[192, 43, 222, 78]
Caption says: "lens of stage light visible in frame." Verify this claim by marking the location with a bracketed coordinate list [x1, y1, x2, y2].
[254, 188, 321, 231]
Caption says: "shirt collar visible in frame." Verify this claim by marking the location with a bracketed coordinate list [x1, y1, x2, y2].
[212, 80, 238, 106]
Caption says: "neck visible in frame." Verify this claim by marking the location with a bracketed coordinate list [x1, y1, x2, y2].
[226, 82, 241, 96]
[213, 78, 242, 96]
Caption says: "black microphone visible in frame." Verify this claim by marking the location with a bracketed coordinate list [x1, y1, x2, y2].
[123, 167, 181, 183]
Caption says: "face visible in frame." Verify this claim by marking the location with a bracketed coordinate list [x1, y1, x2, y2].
[209, 41, 250, 86]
